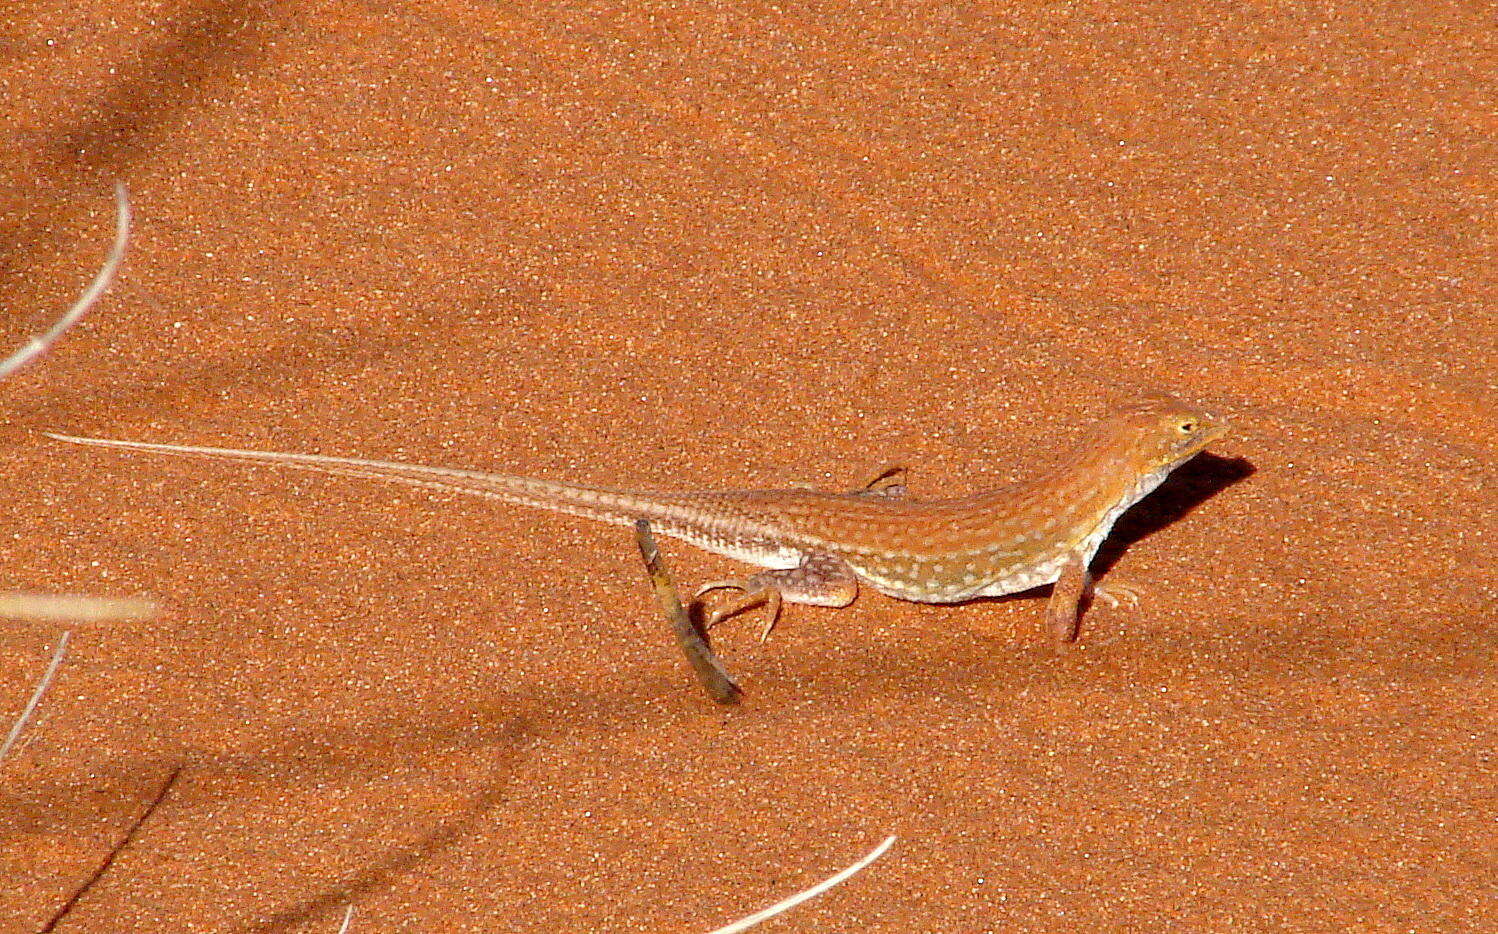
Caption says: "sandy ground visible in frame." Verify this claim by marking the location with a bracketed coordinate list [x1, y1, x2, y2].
[1, 1, 1493, 931]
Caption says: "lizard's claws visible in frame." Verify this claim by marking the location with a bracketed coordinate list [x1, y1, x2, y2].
[694, 579, 783, 643]
[851, 464, 908, 498]
[1091, 578, 1142, 609]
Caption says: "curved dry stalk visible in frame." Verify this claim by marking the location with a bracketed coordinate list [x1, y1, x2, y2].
[0, 183, 131, 381]
[335, 905, 354, 933]
[0, 629, 71, 767]
[706, 834, 896, 934]
[0, 593, 157, 625]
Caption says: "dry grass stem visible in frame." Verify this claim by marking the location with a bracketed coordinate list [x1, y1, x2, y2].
[0, 183, 131, 381]
[706, 834, 897, 933]
[0, 629, 71, 767]
[0, 593, 157, 624]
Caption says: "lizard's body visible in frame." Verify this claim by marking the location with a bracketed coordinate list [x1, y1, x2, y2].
[49, 396, 1227, 644]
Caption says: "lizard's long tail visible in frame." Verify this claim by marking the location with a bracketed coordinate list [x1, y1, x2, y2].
[44, 432, 702, 529]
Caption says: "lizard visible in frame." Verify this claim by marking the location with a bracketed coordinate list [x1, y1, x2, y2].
[46, 395, 1228, 646]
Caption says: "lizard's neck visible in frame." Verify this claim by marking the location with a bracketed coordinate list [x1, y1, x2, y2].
[999, 428, 1165, 545]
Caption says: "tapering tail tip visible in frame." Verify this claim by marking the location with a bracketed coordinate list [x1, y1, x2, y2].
[45, 431, 110, 448]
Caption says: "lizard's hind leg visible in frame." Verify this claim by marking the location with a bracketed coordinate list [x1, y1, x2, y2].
[695, 552, 859, 643]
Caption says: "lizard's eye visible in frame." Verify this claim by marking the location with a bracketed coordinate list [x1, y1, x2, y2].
[1178, 421, 1196, 434]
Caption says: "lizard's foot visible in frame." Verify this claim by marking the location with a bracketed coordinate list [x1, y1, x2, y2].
[786, 465, 908, 497]
[695, 579, 783, 642]
[1091, 578, 1142, 609]
[693, 553, 860, 644]
[850, 464, 908, 498]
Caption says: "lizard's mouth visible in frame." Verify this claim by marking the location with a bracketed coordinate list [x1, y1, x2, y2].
[1193, 420, 1230, 453]
[1181, 418, 1229, 458]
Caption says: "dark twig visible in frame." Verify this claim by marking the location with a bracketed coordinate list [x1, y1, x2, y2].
[634, 519, 741, 705]
[40, 764, 183, 932]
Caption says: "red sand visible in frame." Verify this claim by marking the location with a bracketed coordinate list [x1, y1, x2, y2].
[2, 1, 1492, 930]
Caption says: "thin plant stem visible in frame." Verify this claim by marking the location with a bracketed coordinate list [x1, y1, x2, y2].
[0, 183, 131, 381]
[706, 835, 896, 934]
[0, 629, 72, 766]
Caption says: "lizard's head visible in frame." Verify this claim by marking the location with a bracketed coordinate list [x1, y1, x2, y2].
[1110, 396, 1230, 473]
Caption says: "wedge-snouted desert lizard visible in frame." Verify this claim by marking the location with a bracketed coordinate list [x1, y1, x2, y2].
[48, 396, 1227, 646]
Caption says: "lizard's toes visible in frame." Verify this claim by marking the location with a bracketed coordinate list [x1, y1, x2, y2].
[694, 579, 747, 599]
[692, 579, 779, 635]
[1093, 579, 1143, 609]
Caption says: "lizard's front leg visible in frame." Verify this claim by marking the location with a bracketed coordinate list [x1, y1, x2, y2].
[695, 552, 859, 642]
[850, 465, 909, 498]
[1045, 551, 1091, 648]
[786, 464, 908, 497]
[1047, 557, 1144, 648]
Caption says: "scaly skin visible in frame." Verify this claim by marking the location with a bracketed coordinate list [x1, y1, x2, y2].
[47, 396, 1228, 645]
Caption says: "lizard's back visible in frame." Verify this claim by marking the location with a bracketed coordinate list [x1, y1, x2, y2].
[631, 486, 1051, 602]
